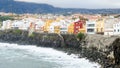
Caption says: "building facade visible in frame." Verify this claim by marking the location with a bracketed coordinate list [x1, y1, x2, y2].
[86, 21, 96, 34]
[96, 19, 104, 34]
[113, 22, 120, 35]
[104, 17, 119, 36]
[74, 20, 84, 34]
[68, 23, 74, 34]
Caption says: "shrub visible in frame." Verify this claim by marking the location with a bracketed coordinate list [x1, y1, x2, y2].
[77, 32, 85, 41]
[13, 29, 22, 34]
[28, 33, 35, 38]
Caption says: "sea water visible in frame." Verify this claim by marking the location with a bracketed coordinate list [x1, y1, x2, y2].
[0, 43, 100, 68]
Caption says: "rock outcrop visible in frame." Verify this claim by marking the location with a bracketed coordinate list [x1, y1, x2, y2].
[112, 38, 120, 65]
[84, 34, 118, 51]
[0, 30, 120, 68]
[0, 30, 80, 48]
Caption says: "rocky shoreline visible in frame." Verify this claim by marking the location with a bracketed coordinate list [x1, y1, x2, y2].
[0, 29, 119, 68]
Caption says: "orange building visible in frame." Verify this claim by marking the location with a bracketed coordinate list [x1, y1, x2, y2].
[68, 23, 74, 34]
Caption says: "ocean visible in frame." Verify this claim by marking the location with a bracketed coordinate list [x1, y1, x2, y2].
[0, 42, 100, 68]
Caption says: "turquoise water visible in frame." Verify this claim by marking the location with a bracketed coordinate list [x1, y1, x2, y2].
[0, 43, 100, 68]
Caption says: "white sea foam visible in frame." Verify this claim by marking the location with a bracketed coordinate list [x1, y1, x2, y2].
[0, 42, 101, 68]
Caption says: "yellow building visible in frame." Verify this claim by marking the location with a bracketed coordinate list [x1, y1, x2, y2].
[96, 19, 104, 34]
[54, 26, 60, 34]
[44, 19, 54, 32]
[68, 23, 74, 34]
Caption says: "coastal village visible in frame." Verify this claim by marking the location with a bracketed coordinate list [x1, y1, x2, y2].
[1, 0, 120, 68]
[1, 12, 120, 36]
[1, 13, 120, 68]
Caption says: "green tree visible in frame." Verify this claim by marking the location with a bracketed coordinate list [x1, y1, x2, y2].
[0, 16, 14, 22]
[77, 32, 85, 41]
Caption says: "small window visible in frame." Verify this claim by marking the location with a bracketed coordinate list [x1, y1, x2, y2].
[87, 29, 94, 32]
[114, 29, 116, 32]
[87, 24, 95, 27]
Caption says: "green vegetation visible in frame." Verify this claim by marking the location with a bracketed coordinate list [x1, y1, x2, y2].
[114, 15, 120, 18]
[79, 16, 88, 21]
[0, 16, 14, 27]
[77, 32, 85, 41]
[13, 29, 22, 35]
[28, 33, 35, 38]
[0, 16, 14, 22]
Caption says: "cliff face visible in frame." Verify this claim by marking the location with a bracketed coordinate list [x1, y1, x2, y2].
[82, 34, 120, 68]
[0, 30, 61, 47]
[0, 30, 80, 48]
[111, 38, 120, 66]
[0, 29, 120, 68]
[84, 34, 118, 52]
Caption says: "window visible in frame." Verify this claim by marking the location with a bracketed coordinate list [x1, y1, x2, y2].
[101, 28, 103, 32]
[60, 28, 67, 30]
[87, 29, 94, 32]
[87, 24, 95, 27]
[114, 29, 116, 32]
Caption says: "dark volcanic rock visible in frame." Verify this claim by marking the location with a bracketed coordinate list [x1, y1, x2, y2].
[0, 30, 63, 47]
[112, 38, 120, 65]
[61, 34, 80, 48]
[1, 30, 120, 68]
[0, 30, 81, 48]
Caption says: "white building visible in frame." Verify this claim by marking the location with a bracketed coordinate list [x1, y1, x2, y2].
[59, 20, 69, 34]
[11, 19, 32, 30]
[49, 26, 54, 33]
[113, 22, 120, 35]
[60, 26, 68, 34]
[11, 20, 24, 29]
[34, 19, 45, 32]
[19, 22, 31, 30]
[104, 28, 114, 36]
[86, 21, 96, 34]
[104, 18, 119, 36]
[2, 20, 12, 30]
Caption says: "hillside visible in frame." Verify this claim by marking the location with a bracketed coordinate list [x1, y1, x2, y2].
[0, 0, 120, 14]
[0, 0, 59, 14]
